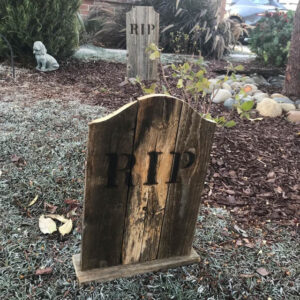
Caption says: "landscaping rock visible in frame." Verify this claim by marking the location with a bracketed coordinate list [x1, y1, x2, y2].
[279, 103, 296, 112]
[208, 79, 221, 93]
[224, 98, 236, 110]
[295, 99, 300, 109]
[287, 111, 300, 123]
[222, 82, 232, 92]
[242, 84, 258, 95]
[231, 82, 242, 90]
[253, 93, 269, 102]
[268, 76, 284, 88]
[271, 93, 286, 99]
[252, 75, 270, 86]
[256, 98, 282, 118]
[212, 89, 232, 104]
[273, 97, 294, 104]
[244, 77, 256, 84]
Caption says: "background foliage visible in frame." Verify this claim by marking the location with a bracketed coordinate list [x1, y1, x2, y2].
[83, 0, 238, 59]
[249, 11, 294, 67]
[0, 0, 81, 62]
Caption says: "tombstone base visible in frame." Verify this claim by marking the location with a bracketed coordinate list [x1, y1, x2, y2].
[73, 249, 200, 284]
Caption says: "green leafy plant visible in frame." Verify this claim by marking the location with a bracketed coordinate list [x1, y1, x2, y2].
[81, 0, 239, 59]
[0, 0, 81, 63]
[133, 43, 259, 128]
[249, 10, 294, 67]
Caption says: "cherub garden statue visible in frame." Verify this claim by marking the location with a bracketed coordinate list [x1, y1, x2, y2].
[33, 41, 59, 72]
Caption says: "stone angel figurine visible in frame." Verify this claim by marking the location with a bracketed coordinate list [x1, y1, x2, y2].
[33, 41, 59, 72]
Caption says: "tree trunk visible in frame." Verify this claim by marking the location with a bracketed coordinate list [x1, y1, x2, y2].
[218, 0, 227, 22]
[284, 2, 300, 97]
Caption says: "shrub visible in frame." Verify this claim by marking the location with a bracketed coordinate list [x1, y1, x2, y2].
[249, 10, 294, 67]
[0, 0, 81, 63]
[82, 0, 237, 59]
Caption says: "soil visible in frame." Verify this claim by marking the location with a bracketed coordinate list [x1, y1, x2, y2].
[1, 59, 299, 228]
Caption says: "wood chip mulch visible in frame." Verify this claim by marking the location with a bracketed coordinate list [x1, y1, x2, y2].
[1, 59, 299, 228]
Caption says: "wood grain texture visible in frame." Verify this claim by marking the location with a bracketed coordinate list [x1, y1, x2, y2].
[73, 248, 200, 284]
[79, 94, 215, 276]
[158, 105, 216, 258]
[80, 102, 138, 270]
[126, 6, 159, 80]
[122, 95, 183, 264]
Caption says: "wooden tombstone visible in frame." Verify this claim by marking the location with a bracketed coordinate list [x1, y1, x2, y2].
[126, 6, 159, 81]
[73, 95, 216, 284]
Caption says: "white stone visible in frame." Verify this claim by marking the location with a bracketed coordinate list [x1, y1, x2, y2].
[287, 111, 300, 123]
[244, 78, 256, 84]
[208, 78, 221, 93]
[256, 98, 282, 118]
[279, 103, 296, 112]
[231, 82, 242, 90]
[253, 93, 269, 102]
[242, 84, 258, 95]
[212, 89, 232, 104]
[271, 93, 287, 99]
[222, 82, 232, 92]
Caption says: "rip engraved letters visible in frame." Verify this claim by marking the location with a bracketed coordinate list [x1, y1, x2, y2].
[106, 151, 196, 187]
[130, 24, 156, 35]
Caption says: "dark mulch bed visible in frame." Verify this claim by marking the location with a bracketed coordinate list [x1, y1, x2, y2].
[1, 59, 299, 228]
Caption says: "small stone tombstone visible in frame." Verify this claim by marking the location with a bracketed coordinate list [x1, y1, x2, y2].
[73, 95, 216, 284]
[126, 6, 159, 81]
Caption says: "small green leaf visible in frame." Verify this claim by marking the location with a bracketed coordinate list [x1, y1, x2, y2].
[177, 78, 184, 88]
[234, 65, 244, 71]
[225, 120, 236, 128]
[149, 50, 160, 60]
[241, 100, 254, 111]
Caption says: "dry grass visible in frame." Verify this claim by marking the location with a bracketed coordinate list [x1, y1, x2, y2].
[0, 98, 299, 299]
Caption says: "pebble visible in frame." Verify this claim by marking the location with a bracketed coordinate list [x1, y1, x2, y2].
[271, 93, 286, 99]
[242, 84, 258, 95]
[295, 99, 300, 109]
[212, 89, 232, 103]
[224, 98, 236, 110]
[252, 75, 270, 86]
[231, 82, 242, 90]
[253, 93, 269, 102]
[273, 97, 294, 105]
[256, 98, 282, 117]
[287, 111, 300, 123]
[244, 78, 256, 84]
[279, 103, 296, 112]
[222, 82, 232, 92]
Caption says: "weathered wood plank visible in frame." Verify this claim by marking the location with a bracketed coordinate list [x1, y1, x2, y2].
[73, 248, 200, 284]
[80, 102, 138, 270]
[122, 95, 183, 264]
[158, 106, 216, 258]
[126, 6, 159, 80]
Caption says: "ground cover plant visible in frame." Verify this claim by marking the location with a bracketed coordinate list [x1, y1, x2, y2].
[0, 61, 299, 299]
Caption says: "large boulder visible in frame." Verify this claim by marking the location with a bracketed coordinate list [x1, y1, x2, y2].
[212, 89, 232, 104]
[256, 98, 282, 117]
